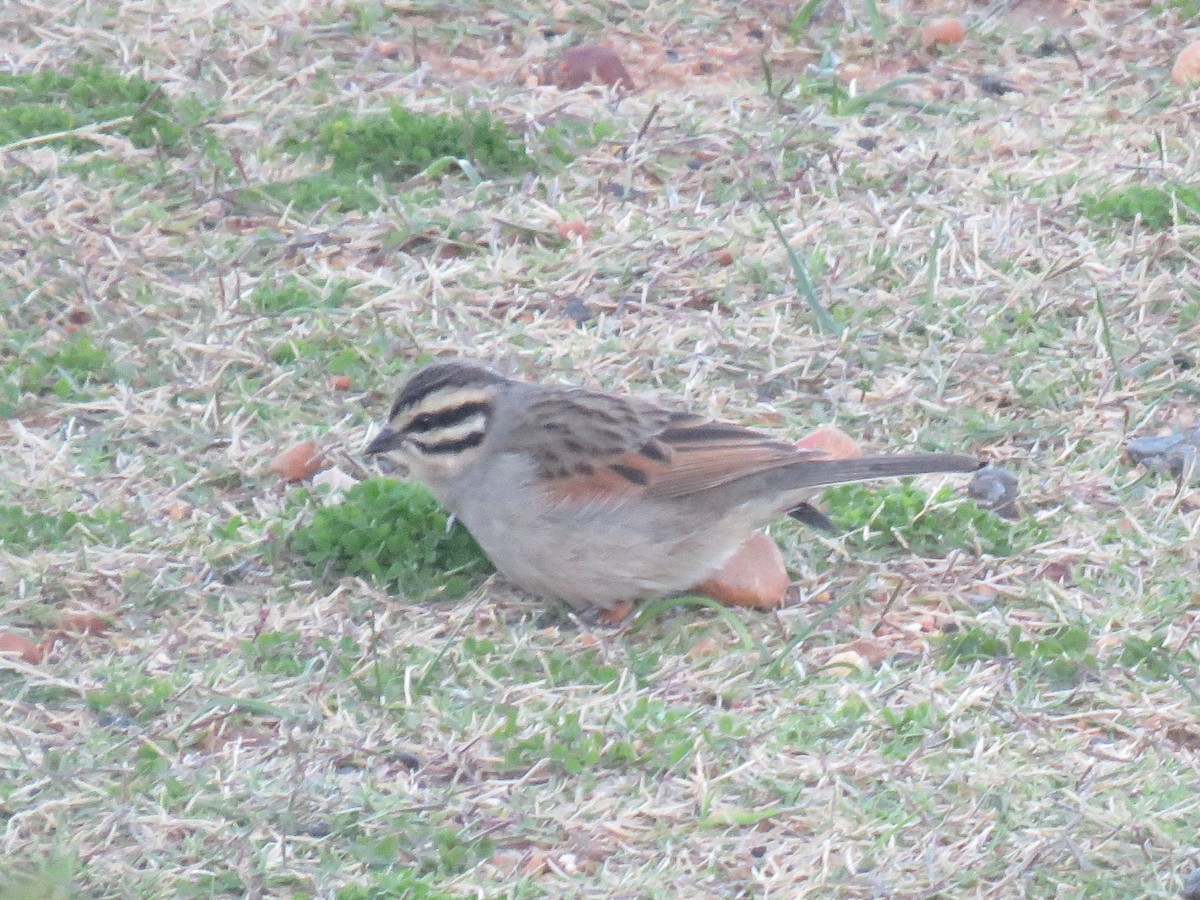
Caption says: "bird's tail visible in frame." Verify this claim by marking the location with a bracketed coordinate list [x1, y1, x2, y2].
[787, 453, 983, 489]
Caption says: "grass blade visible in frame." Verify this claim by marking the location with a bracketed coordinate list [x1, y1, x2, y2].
[753, 193, 843, 335]
[1092, 285, 1124, 391]
[787, 0, 825, 39]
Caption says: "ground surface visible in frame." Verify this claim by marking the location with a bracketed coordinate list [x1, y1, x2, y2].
[2, 1, 1199, 897]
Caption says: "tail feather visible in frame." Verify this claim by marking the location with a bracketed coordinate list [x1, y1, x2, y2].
[790, 453, 982, 489]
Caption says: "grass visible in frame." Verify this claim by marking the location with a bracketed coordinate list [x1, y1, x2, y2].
[247, 106, 533, 211]
[1, 1, 1199, 897]
[318, 106, 530, 178]
[0, 65, 182, 150]
[291, 477, 492, 599]
[823, 482, 1037, 556]
[1082, 183, 1200, 229]
[0, 503, 131, 552]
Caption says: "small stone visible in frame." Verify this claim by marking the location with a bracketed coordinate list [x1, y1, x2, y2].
[0, 631, 44, 664]
[695, 532, 789, 610]
[59, 613, 111, 636]
[1184, 868, 1200, 900]
[921, 18, 965, 51]
[1173, 40, 1200, 86]
[556, 220, 591, 240]
[1126, 427, 1200, 481]
[968, 466, 1021, 519]
[562, 295, 595, 325]
[975, 74, 1021, 96]
[796, 425, 862, 460]
[269, 440, 322, 483]
[552, 44, 634, 90]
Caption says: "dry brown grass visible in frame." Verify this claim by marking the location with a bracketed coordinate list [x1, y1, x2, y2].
[2, 0, 1199, 897]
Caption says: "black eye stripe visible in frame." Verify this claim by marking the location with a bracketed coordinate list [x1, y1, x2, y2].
[403, 401, 491, 435]
[410, 432, 486, 455]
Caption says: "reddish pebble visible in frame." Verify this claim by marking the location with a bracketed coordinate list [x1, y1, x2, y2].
[59, 613, 111, 636]
[0, 631, 44, 664]
[553, 44, 634, 90]
[1172, 40, 1200, 85]
[597, 599, 636, 626]
[921, 18, 965, 51]
[269, 440, 322, 482]
[556, 220, 592, 240]
[330, 375, 352, 391]
[714, 249, 735, 266]
[695, 532, 789, 610]
[796, 425, 862, 460]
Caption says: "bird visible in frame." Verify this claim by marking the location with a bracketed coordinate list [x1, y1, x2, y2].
[365, 359, 982, 613]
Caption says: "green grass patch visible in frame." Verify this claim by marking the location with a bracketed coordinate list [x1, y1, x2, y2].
[824, 483, 1033, 557]
[317, 105, 530, 179]
[2, 334, 115, 412]
[255, 107, 530, 211]
[1118, 634, 1175, 679]
[535, 117, 612, 162]
[0, 504, 132, 552]
[344, 825, 493, 879]
[250, 172, 390, 213]
[1081, 183, 1200, 229]
[1156, 0, 1200, 20]
[291, 477, 492, 599]
[0, 65, 182, 150]
[336, 869, 457, 900]
[0, 852, 78, 900]
[939, 623, 1094, 685]
[246, 275, 351, 313]
[84, 670, 183, 721]
[491, 696, 738, 776]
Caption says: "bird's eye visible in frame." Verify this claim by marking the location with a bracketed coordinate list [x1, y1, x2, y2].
[407, 413, 435, 432]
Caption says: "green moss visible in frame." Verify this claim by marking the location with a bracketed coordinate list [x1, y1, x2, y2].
[251, 172, 388, 213]
[823, 482, 1035, 557]
[939, 624, 1095, 686]
[0, 65, 182, 150]
[3, 335, 114, 405]
[291, 478, 492, 599]
[1081, 183, 1200, 229]
[317, 105, 530, 179]
[246, 276, 350, 313]
[0, 504, 132, 552]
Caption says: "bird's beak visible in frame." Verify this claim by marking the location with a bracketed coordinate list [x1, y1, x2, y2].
[365, 426, 405, 455]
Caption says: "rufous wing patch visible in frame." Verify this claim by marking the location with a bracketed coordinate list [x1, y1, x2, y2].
[519, 388, 832, 504]
[541, 448, 670, 505]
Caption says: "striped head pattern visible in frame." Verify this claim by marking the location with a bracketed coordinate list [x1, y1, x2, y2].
[366, 360, 510, 468]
